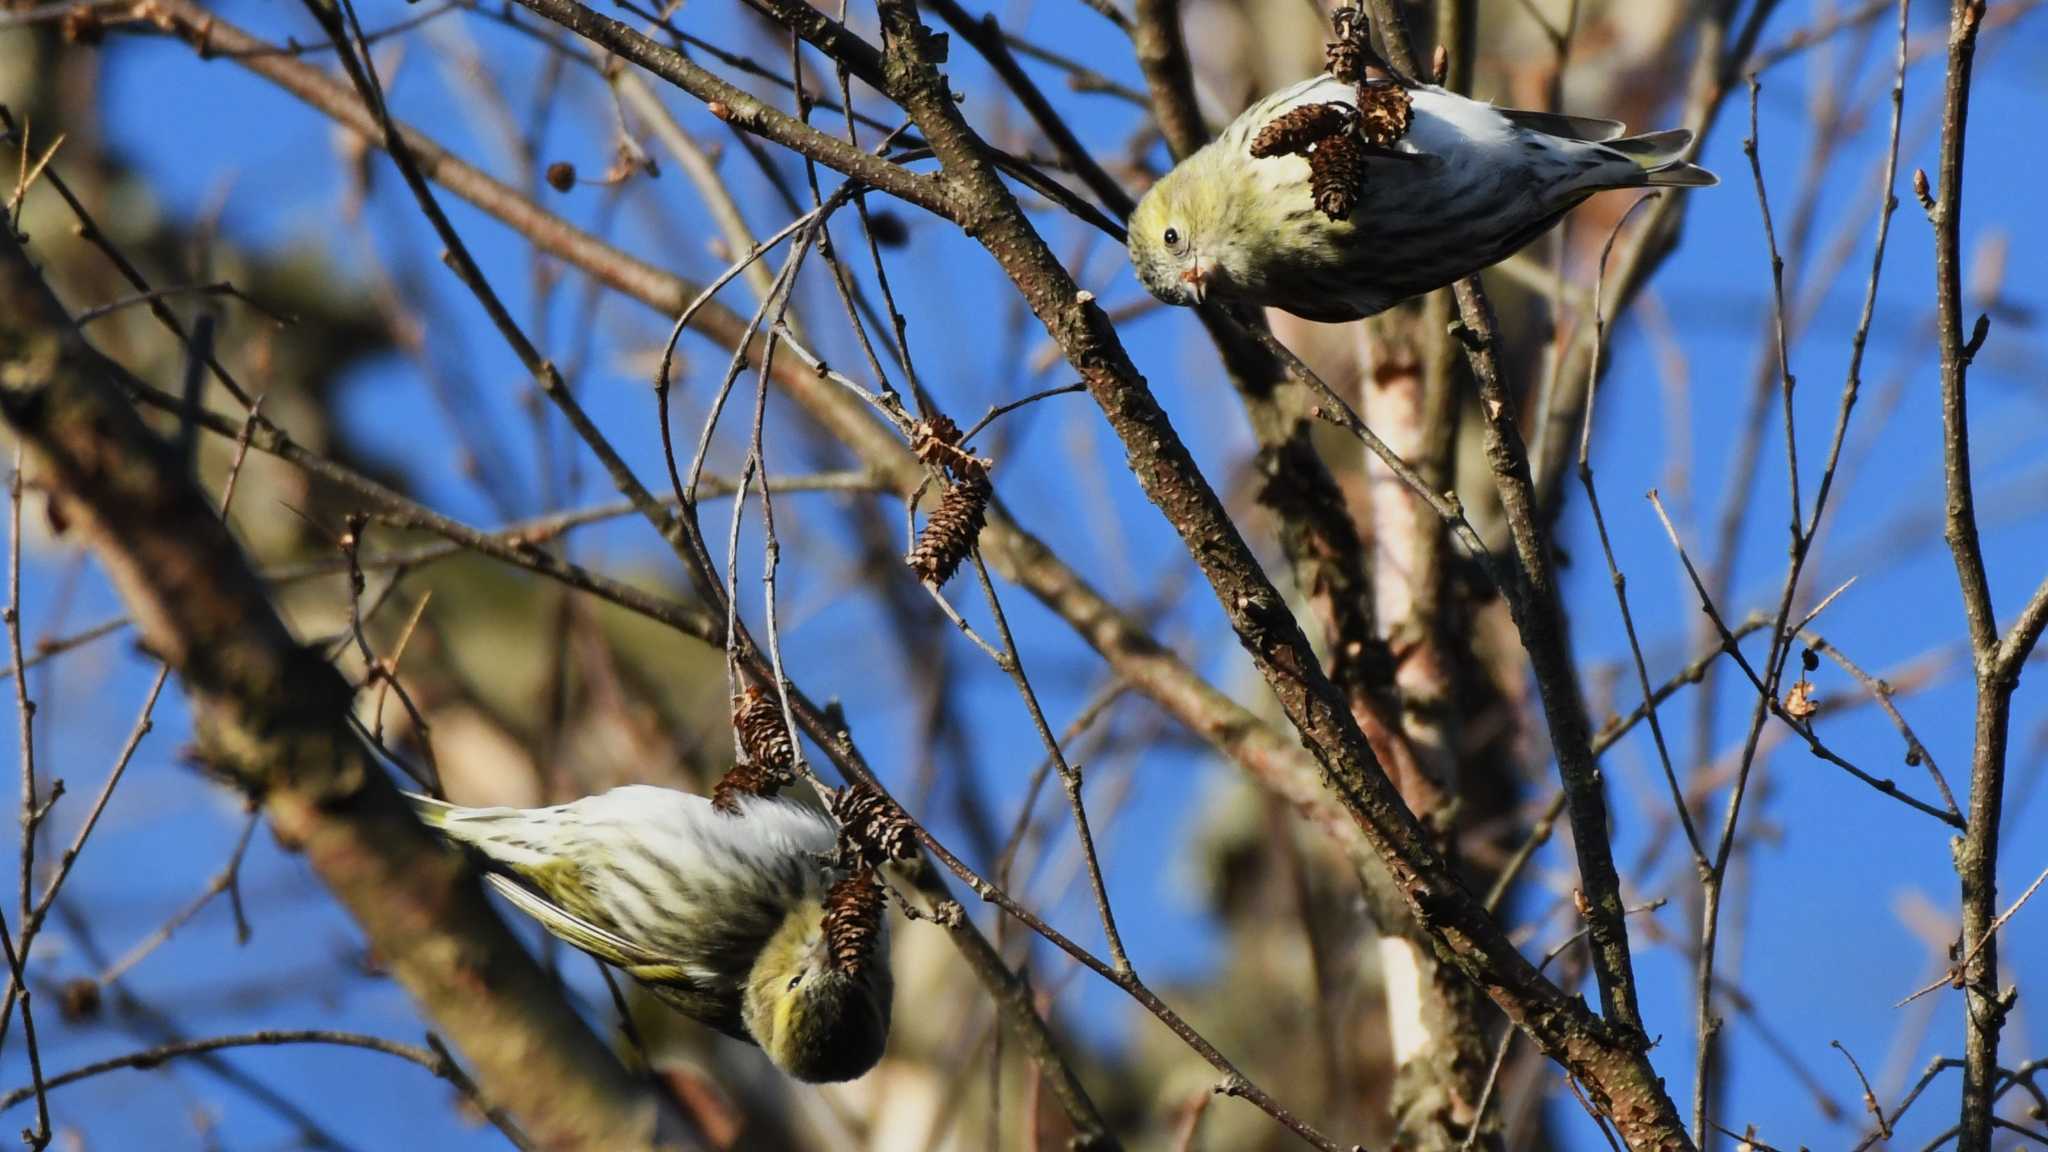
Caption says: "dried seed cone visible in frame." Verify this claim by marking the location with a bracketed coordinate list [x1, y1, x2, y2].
[831, 782, 918, 866]
[823, 866, 886, 975]
[910, 414, 963, 464]
[1250, 103, 1355, 159]
[910, 414, 989, 482]
[735, 686, 797, 775]
[1325, 37, 1369, 86]
[714, 687, 795, 813]
[907, 472, 990, 585]
[1324, 5, 1370, 85]
[710, 761, 775, 814]
[1354, 82, 1412, 146]
[1309, 133, 1367, 220]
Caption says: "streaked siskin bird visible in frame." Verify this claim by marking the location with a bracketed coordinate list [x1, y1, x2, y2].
[410, 786, 892, 1083]
[1128, 73, 1716, 322]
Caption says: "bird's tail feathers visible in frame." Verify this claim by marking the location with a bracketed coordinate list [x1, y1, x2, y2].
[1608, 128, 1718, 188]
[405, 791, 454, 829]
[404, 794, 563, 872]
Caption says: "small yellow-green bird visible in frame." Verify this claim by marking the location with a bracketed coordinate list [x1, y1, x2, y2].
[410, 786, 892, 1082]
[1128, 73, 1716, 322]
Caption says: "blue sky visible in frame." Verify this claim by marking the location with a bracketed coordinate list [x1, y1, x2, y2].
[3, 0, 2045, 1148]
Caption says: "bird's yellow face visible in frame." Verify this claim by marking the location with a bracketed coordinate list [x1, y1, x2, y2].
[742, 901, 893, 1082]
[1128, 146, 1248, 308]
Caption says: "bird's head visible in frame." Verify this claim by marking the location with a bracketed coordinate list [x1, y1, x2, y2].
[741, 899, 893, 1082]
[1127, 146, 1248, 309]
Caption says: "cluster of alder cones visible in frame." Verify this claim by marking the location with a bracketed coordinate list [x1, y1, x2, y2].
[822, 781, 918, 974]
[1249, 12, 1413, 220]
[713, 689, 912, 974]
[906, 414, 992, 585]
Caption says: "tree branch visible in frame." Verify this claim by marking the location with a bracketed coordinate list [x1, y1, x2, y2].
[863, 0, 1690, 1146]
[1130, 0, 1205, 159]
[2001, 574, 2048, 679]
[1928, 4, 2006, 1150]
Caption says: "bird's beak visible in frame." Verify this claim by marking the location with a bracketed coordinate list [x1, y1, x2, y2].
[1178, 260, 1207, 305]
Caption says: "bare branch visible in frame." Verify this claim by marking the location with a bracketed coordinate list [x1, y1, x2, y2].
[0, 1027, 534, 1149]
[1131, 0, 1205, 159]
[861, 0, 1692, 1145]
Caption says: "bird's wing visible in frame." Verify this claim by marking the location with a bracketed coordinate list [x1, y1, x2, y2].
[487, 874, 753, 1039]
[573, 789, 839, 909]
[421, 786, 832, 906]
[1497, 108, 1627, 142]
[483, 871, 672, 971]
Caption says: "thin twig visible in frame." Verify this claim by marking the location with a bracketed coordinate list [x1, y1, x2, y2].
[0, 106, 254, 409]
[1802, 631, 1962, 821]
[1898, 859, 2048, 1007]
[96, 809, 261, 984]
[1647, 492, 1961, 827]
[961, 382, 1089, 443]
[72, 280, 293, 327]
[1744, 76, 1804, 539]
[0, 455, 52, 1145]
[1834, 1039, 1892, 1140]
[0, 1026, 526, 1147]
[0, 915, 48, 1146]
[969, 555, 1131, 975]
[0, 617, 127, 683]
[1576, 192, 1703, 868]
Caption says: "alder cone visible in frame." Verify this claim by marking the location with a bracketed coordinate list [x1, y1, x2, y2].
[1309, 133, 1367, 220]
[823, 866, 886, 974]
[1355, 82, 1412, 146]
[713, 687, 796, 813]
[1251, 103, 1355, 159]
[910, 414, 963, 466]
[1325, 31, 1368, 86]
[710, 763, 771, 815]
[910, 414, 988, 482]
[831, 781, 918, 866]
[907, 472, 991, 584]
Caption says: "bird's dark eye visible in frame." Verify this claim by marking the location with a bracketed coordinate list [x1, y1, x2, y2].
[787, 973, 803, 991]
[1162, 227, 1181, 249]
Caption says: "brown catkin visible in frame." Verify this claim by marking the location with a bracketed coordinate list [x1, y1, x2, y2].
[1354, 82, 1413, 147]
[1325, 38, 1368, 87]
[714, 687, 795, 813]
[710, 761, 775, 814]
[1250, 103, 1355, 159]
[1324, 6, 1370, 85]
[831, 782, 918, 866]
[735, 686, 797, 775]
[822, 866, 886, 975]
[910, 414, 989, 482]
[907, 471, 990, 585]
[1309, 133, 1367, 220]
